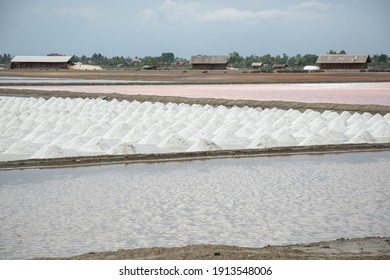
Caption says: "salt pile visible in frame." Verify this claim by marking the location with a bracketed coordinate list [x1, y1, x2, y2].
[31, 144, 68, 159]
[158, 134, 189, 149]
[4, 140, 40, 154]
[248, 135, 277, 148]
[106, 143, 137, 155]
[187, 139, 221, 152]
[1, 96, 390, 161]
[79, 137, 113, 152]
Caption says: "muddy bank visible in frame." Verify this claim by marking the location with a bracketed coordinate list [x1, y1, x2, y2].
[40, 237, 390, 260]
[1, 88, 390, 114]
[1, 143, 390, 170]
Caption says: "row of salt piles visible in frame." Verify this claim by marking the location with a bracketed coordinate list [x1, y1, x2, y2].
[1, 96, 390, 159]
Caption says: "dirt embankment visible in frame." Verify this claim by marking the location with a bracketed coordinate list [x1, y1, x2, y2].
[2, 69, 390, 84]
[40, 237, 390, 260]
[1, 142, 390, 171]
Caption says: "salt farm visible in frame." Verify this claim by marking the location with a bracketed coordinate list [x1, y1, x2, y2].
[1, 79, 390, 259]
[1, 95, 390, 161]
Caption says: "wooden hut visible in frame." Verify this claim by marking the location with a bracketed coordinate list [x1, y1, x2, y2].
[316, 54, 371, 70]
[190, 55, 228, 70]
[10, 55, 75, 69]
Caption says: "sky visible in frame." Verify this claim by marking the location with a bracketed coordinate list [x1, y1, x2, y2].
[0, 0, 389, 59]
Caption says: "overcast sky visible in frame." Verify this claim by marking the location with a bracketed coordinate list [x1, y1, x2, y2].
[1, 0, 389, 58]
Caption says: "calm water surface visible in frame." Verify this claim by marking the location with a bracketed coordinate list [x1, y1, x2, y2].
[1, 152, 390, 259]
[0, 76, 161, 84]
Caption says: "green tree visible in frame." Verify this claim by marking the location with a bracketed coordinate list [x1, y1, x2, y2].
[142, 56, 159, 66]
[372, 54, 389, 66]
[161, 52, 175, 65]
[301, 54, 319, 66]
[259, 54, 273, 65]
[287, 56, 297, 67]
[0, 53, 12, 64]
[228, 51, 243, 67]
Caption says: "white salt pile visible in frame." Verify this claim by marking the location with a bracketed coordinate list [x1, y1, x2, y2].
[31, 144, 68, 159]
[106, 143, 137, 155]
[1, 96, 389, 161]
[158, 134, 189, 149]
[348, 131, 376, 143]
[248, 135, 277, 148]
[4, 140, 40, 154]
[187, 139, 221, 152]
[78, 137, 113, 152]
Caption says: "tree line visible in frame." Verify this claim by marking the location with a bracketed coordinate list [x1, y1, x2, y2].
[72, 52, 178, 68]
[74, 51, 390, 68]
[1, 51, 389, 68]
[228, 50, 390, 68]
[0, 54, 12, 65]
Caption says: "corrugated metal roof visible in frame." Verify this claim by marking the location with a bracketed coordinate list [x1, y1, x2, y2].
[190, 55, 228, 64]
[316, 54, 371, 64]
[11, 56, 73, 63]
[251, 62, 263, 67]
[273, 63, 288, 68]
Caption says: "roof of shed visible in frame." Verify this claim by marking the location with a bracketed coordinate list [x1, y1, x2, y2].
[11, 56, 74, 63]
[251, 62, 263, 67]
[273, 63, 288, 68]
[316, 54, 371, 64]
[190, 55, 228, 64]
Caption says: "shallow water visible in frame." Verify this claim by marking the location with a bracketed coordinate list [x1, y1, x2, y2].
[4, 82, 390, 105]
[1, 151, 389, 259]
[0, 76, 161, 84]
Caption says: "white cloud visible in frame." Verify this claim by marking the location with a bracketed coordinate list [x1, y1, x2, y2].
[138, 8, 157, 22]
[291, 1, 332, 10]
[139, 0, 201, 23]
[138, 0, 330, 24]
[57, 7, 99, 21]
[198, 7, 286, 23]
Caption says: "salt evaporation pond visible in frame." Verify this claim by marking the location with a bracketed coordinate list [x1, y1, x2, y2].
[1, 151, 389, 259]
[0, 76, 159, 84]
[1, 96, 390, 161]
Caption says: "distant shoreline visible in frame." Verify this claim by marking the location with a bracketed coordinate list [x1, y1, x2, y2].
[38, 237, 390, 260]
